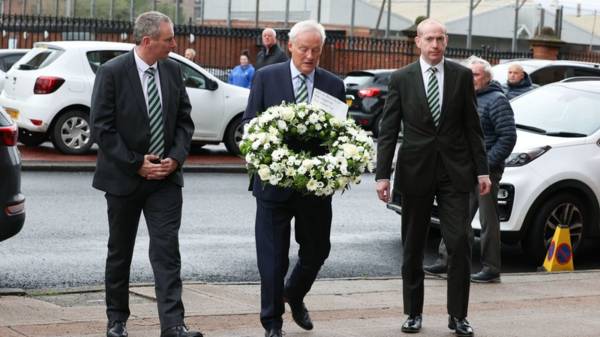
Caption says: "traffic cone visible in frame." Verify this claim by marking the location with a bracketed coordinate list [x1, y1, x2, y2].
[542, 224, 574, 272]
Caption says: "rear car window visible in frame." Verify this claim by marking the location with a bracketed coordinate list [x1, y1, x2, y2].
[87, 50, 128, 73]
[344, 74, 374, 88]
[0, 53, 26, 72]
[18, 48, 64, 70]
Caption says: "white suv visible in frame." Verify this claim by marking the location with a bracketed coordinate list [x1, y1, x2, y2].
[388, 78, 600, 264]
[1, 41, 249, 155]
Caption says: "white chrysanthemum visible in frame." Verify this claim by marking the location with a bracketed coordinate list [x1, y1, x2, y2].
[258, 165, 271, 180]
[306, 179, 319, 191]
[301, 159, 314, 170]
[281, 107, 295, 121]
[341, 143, 359, 159]
[297, 124, 307, 134]
[308, 113, 319, 124]
[277, 120, 287, 131]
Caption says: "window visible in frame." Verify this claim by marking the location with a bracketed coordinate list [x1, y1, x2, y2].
[86, 50, 128, 73]
[571, 66, 600, 77]
[0, 53, 26, 72]
[175, 60, 208, 89]
[18, 49, 64, 70]
[530, 66, 569, 85]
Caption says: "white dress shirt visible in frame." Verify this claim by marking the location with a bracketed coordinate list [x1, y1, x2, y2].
[290, 61, 315, 103]
[419, 56, 444, 108]
[133, 48, 164, 114]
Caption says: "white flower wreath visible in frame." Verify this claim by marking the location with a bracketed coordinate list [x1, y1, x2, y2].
[240, 103, 375, 196]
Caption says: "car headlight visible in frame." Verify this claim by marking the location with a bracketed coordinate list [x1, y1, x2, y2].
[505, 145, 551, 167]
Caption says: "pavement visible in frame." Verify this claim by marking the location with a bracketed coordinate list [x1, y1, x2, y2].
[18, 143, 247, 173]
[7, 144, 600, 337]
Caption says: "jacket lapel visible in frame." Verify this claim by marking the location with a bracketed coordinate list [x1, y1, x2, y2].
[124, 51, 148, 118]
[281, 61, 296, 103]
[157, 60, 170, 127]
[439, 61, 453, 127]
[409, 62, 435, 127]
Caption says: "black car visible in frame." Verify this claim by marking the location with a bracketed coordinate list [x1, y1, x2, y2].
[0, 108, 25, 241]
[344, 69, 393, 138]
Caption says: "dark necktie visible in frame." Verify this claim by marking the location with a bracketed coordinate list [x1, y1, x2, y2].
[427, 67, 441, 127]
[145, 67, 164, 157]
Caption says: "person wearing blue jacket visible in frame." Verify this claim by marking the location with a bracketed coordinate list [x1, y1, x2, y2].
[228, 52, 255, 88]
[424, 56, 517, 284]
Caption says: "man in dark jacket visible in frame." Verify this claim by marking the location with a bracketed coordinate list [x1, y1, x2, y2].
[255, 28, 289, 70]
[503, 63, 538, 99]
[425, 56, 517, 283]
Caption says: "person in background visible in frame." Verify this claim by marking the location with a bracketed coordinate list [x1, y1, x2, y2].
[503, 63, 538, 99]
[184, 48, 196, 63]
[255, 27, 288, 70]
[424, 55, 517, 284]
[228, 50, 255, 89]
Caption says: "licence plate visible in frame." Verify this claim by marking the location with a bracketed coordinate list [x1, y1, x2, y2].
[5, 107, 19, 120]
[346, 98, 353, 106]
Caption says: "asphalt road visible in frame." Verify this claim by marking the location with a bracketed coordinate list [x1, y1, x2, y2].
[1, 172, 598, 289]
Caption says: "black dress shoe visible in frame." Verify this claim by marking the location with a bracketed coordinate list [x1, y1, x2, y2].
[264, 328, 283, 337]
[401, 314, 422, 333]
[107, 321, 127, 337]
[471, 270, 501, 283]
[448, 316, 474, 337]
[285, 298, 313, 330]
[423, 262, 447, 278]
[160, 325, 203, 337]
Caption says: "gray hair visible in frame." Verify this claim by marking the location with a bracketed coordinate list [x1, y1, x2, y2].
[288, 20, 326, 45]
[465, 55, 492, 79]
[262, 27, 277, 38]
[133, 11, 173, 45]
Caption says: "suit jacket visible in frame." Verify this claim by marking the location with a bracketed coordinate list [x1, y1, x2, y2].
[242, 61, 345, 201]
[91, 50, 194, 196]
[376, 60, 488, 195]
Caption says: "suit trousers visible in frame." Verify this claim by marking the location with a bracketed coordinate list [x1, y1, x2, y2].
[255, 193, 332, 330]
[401, 160, 473, 318]
[104, 179, 185, 330]
[436, 170, 502, 274]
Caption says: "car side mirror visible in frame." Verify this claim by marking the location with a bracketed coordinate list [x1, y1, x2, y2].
[206, 79, 218, 91]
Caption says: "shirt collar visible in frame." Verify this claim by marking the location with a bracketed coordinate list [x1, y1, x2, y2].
[290, 61, 315, 83]
[133, 47, 158, 73]
[420, 56, 444, 75]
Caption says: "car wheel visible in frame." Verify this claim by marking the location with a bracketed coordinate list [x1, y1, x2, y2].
[51, 109, 93, 155]
[522, 193, 586, 265]
[18, 130, 47, 147]
[224, 115, 243, 156]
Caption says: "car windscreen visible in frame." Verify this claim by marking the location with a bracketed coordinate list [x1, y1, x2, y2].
[18, 48, 64, 70]
[511, 85, 600, 136]
[344, 73, 374, 88]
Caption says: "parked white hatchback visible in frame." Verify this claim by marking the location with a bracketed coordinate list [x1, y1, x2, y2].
[472, 78, 600, 264]
[0, 41, 249, 155]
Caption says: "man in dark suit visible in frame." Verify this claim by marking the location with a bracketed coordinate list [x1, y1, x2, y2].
[375, 19, 491, 337]
[255, 27, 289, 70]
[243, 20, 345, 337]
[91, 11, 201, 337]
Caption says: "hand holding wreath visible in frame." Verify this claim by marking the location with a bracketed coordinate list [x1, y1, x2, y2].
[240, 103, 374, 196]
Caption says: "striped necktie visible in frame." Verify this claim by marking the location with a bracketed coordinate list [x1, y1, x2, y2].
[295, 74, 308, 103]
[145, 67, 164, 157]
[427, 67, 441, 127]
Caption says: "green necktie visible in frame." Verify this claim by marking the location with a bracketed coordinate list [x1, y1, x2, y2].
[145, 67, 164, 157]
[295, 74, 308, 103]
[427, 67, 441, 127]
